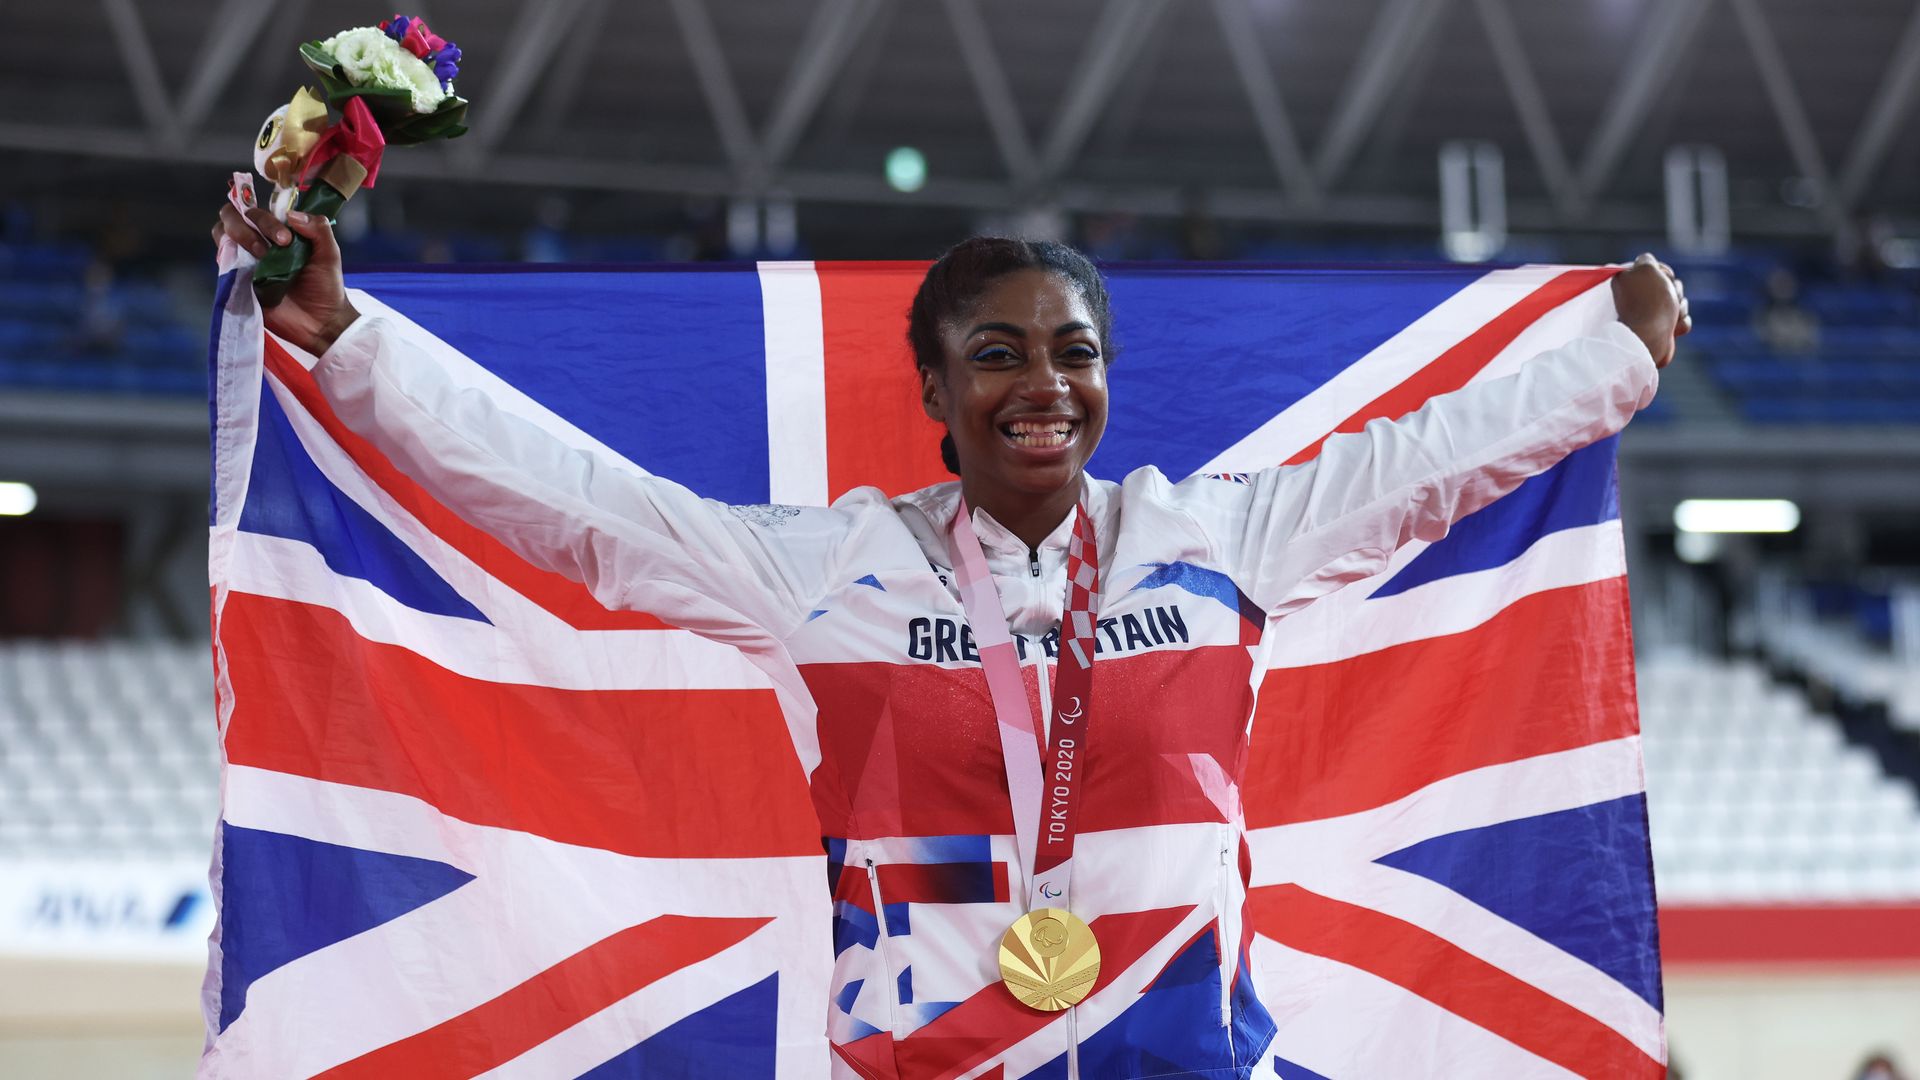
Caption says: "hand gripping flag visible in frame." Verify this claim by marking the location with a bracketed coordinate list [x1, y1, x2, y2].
[203, 252, 1662, 1078]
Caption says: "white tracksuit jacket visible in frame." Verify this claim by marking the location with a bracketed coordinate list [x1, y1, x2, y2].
[312, 314, 1658, 1080]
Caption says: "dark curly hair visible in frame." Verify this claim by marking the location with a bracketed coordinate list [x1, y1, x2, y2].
[907, 237, 1114, 475]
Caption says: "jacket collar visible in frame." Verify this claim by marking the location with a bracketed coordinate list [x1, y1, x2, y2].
[901, 473, 1113, 559]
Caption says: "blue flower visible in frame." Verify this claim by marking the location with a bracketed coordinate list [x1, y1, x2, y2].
[432, 42, 461, 87]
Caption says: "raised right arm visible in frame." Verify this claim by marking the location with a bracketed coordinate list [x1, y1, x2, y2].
[218, 204, 846, 644]
[312, 315, 849, 641]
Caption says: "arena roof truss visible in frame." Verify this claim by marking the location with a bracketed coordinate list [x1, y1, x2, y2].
[7, 0, 1920, 239]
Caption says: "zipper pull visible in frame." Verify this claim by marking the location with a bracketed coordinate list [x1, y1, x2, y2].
[1029, 548, 1042, 578]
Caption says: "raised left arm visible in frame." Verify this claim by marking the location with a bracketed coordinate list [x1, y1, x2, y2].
[1179, 256, 1685, 617]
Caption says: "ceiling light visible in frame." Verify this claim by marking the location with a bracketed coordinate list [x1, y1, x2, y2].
[1673, 499, 1800, 534]
[0, 482, 37, 516]
[886, 147, 926, 194]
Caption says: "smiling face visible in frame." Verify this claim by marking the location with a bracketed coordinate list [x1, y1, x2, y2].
[920, 267, 1110, 510]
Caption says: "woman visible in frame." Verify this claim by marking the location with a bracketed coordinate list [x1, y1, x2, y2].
[214, 204, 1687, 1078]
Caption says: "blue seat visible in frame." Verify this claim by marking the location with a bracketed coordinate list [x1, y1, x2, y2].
[0, 322, 67, 352]
[1801, 283, 1917, 324]
[0, 243, 91, 280]
[0, 282, 83, 315]
[119, 284, 178, 325]
[122, 326, 200, 361]
[1739, 398, 1804, 423]
[1686, 296, 1758, 326]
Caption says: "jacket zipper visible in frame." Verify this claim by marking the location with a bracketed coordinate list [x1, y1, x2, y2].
[865, 858, 902, 1033]
[1033, 631, 1051, 743]
[1029, 547, 1042, 577]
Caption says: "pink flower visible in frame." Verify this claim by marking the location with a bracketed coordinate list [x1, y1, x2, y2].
[399, 18, 444, 60]
[377, 14, 457, 89]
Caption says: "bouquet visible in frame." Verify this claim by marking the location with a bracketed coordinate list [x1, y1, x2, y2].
[239, 15, 469, 300]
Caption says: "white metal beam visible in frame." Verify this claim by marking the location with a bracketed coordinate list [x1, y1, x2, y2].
[1209, 0, 1318, 206]
[942, 0, 1038, 186]
[3, 118, 1841, 239]
[760, 0, 885, 169]
[530, 0, 611, 132]
[1472, 0, 1577, 215]
[1088, 20, 1171, 158]
[174, 0, 278, 138]
[459, 0, 596, 163]
[667, 0, 760, 180]
[1728, 0, 1837, 221]
[1838, 1, 1920, 210]
[813, 1, 898, 151]
[1575, 0, 1714, 204]
[1312, 0, 1452, 189]
[100, 0, 174, 140]
[1036, 0, 1169, 179]
[1037, 0, 1171, 182]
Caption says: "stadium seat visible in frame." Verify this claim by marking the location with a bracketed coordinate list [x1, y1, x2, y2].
[0, 640, 219, 859]
[1639, 650, 1920, 902]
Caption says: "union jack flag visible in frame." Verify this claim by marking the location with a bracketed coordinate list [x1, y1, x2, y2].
[203, 253, 1662, 1077]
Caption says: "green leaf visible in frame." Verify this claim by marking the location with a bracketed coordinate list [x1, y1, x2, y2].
[296, 41, 338, 79]
[252, 182, 348, 297]
[290, 39, 471, 146]
[379, 97, 470, 145]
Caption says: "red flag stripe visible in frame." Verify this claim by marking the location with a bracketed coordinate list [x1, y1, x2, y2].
[316, 915, 769, 1079]
[1245, 577, 1638, 828]
[814, 261, 953, 501]
[1250, 884, 1664, 1080]
[1284, 267, 1620, 466]
[221, 592, 820, 858]
[262, 338, 671, 631]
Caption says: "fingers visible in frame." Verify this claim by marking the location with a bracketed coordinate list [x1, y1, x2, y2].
[248, 206, 292, 246]
[217, 204, 271, 259]
[1657, 260, 1684, 297]
[1652, 256, 1690, 336]
[215, 202, 301, 259]
[1616, 253, 1690, 356]
[285, 210, 340, 268]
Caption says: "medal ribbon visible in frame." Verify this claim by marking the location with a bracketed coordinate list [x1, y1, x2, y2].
[948, 498, 1100, 914]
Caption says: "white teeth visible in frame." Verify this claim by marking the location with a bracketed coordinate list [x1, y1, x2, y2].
[1002, 420, 1074, 447]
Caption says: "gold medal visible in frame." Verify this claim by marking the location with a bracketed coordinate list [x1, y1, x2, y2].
[998, 908, 1101, 1011]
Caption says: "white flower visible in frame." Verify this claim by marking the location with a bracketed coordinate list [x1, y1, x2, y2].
[323, 28, 386, 79]
[320, 26, 447, 113]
